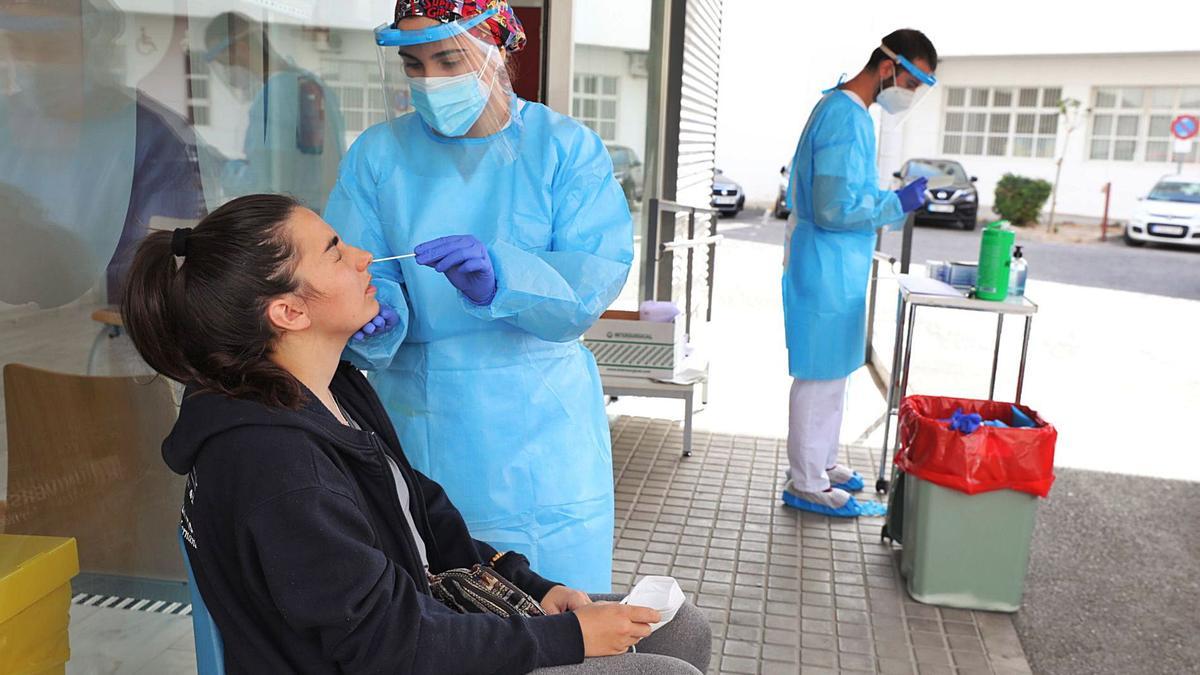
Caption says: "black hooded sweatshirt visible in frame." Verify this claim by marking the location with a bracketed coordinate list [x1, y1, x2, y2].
[164, 361, 585, 674]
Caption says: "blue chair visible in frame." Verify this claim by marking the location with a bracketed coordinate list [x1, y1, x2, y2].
[179, 529, 226, 675]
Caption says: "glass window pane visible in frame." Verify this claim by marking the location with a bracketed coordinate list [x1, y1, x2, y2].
[572, 99, 582, 116]
[600, 121, 616, 140]
[1014, 136, 1034, 158]
[971, 88, 989, 107]
[943, 134, 962, 154]
[1016, 113, 1037, 134]
[1182, 87, 1200, 108]
[964, 135, 985, 155]
[1150, 88, 1175, 109]
[987, 137, 1008, 156]
[967, 113, 987, 133]
[344, 110, 364, 132]
[582, 99, 598, 117]
[601, 100, 617, 119]
[1092, 114, 1112, 136]
[584, 76, 597, 94]
[947, 87, 966, 107]
[1036, 137, 1056, 158]
[369, 90, 384, 110]
[993, 88, 1013, 107]
[1116, 115, 1139, 136]
[1146, 141, 1170, 162]
[989, 113, 1010, 133]
[1095, 88, 1117, 109]
[1019, 88, 1039, 107]
[1089, 139, 1109, 160]
[1039, 114, 1058, 135]
[945, 112, 964, 133]
[1042, 88, 1062, 108]
[192, 106, 210, 127]
[1113, 139, 1136, 160]
[602, 76, 617, 95]
[342, 88, 363, 108]
[1149, 115, 1172, 137]
[190, 78, 209, 100]
[1120, 88, 1144, 108]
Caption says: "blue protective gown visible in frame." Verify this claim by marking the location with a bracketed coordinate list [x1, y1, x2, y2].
[324, 99, 633, 592]
[783, 90, 905, 381]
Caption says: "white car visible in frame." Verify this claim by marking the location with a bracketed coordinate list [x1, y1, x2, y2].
[1125, 176, 1200, 248]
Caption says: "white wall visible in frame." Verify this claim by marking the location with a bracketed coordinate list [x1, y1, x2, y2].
[573, 44, 649, 156]
[893, 53, 1200, 221]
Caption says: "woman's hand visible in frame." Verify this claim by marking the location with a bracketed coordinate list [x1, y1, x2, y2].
[352, 304, 400, 341]
[573, 602, 660, 657]
[540, 585, 592, 615]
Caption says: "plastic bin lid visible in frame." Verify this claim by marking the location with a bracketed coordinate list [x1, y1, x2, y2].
[0, 534, 80, 623]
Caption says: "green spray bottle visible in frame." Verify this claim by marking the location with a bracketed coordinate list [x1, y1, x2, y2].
[976, 220, 1015, 301]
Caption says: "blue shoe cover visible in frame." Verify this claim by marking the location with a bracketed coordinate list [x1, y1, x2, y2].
[781, 490, 887, 518]
[832, 472, 865, 493]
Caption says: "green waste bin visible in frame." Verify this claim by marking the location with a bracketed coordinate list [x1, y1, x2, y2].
[900, 473, 1039, 612]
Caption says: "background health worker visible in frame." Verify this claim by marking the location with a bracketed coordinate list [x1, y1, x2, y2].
[781, 29, 938, 518]
[325, 0, 634, 593]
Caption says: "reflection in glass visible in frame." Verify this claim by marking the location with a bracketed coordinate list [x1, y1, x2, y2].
[197, 11, 347, 213]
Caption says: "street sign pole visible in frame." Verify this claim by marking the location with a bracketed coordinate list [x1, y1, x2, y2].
[1170, 115, 1198, 174]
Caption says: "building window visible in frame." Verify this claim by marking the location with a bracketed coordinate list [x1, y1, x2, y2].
[942, 86, 1062, 159]
[185, 52, 211, 127]
[321, 58, 386, 134]
[572, 74, 618, 141]
[1089, 86, 1200, 163]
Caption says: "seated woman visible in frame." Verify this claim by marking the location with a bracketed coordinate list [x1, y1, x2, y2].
[121, 194, 710, 674]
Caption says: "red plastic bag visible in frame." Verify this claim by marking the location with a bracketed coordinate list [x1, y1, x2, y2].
[895, 395, 1057, 497]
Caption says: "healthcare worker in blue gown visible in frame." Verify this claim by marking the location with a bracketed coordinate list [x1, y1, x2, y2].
[324, 0, 633, 593]
[781, 30, 938, 518]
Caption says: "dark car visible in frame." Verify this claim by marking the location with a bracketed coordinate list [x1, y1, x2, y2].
[892, 158, 979, 230]
[606, 144, 644, 206]
[711, 169, 745, 217]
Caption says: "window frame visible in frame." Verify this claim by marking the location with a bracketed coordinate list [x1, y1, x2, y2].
[571, 73, 620, 142]
[941, 86, 1063, 160]
[1088, 86, 1200, 164]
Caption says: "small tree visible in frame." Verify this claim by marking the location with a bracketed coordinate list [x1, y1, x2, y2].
[994, 174, 1052, 226]
[1046, 98, 1083, 233]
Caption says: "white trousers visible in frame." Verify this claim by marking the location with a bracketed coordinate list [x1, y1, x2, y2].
[787, 377, 848, 493]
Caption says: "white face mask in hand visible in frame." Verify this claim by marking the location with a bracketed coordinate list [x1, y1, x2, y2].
[621, 576, 685, 632]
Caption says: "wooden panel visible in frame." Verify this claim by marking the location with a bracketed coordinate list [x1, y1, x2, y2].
[3, 365, 184, 581]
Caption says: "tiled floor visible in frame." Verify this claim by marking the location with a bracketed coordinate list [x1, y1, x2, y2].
[609, 416, 1033, 675]
[64, 415, 1033, 674]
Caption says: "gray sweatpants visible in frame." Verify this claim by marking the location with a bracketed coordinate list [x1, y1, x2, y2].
[530, 596, 712, 674]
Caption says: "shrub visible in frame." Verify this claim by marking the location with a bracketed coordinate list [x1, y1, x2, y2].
[993, 174, 1052, 226]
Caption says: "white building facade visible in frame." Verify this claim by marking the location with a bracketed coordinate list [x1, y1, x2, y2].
[883, 51, 1200, 222]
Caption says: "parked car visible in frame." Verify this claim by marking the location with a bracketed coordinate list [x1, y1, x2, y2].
[606, 144, 644, 206]
[773, 162, 791, 219]
[892, 158, 979, 230]
[711, 169, 745, 217]
[1124, 176, 1200, 248]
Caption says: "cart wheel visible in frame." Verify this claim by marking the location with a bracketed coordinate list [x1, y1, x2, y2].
[875, 478, 890, 494]
[682, 450, 693, 458]
[881, 523, 891, 542]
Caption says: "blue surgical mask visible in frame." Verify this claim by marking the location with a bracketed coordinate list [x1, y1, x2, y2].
[408, 71, 490, 137]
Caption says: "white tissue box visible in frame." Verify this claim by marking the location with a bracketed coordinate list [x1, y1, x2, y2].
[583, 310, 686, 378]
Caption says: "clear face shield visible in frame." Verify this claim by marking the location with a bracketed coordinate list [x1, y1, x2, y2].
[875, 43, 937, 125]
[374, 8, 521, 165]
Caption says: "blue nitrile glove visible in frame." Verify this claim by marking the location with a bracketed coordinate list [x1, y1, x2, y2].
[896, 177, 929, 213]
[944, 408, 983, 434]
[352, 303, 400, 342]
[414, 234, 497, 306]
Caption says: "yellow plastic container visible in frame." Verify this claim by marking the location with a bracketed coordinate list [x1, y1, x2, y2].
[0, 535, 80, 675]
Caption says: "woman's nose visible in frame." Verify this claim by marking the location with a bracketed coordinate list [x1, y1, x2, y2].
[355, 247, 372, 272]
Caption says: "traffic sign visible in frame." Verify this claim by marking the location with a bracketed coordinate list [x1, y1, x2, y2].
[1171, 115, 1198, 141]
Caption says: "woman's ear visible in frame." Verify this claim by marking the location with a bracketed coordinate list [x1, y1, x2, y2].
[266, 294, 311, 333]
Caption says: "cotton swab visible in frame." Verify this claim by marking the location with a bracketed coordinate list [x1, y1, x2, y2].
[371, 253, 416, 264]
